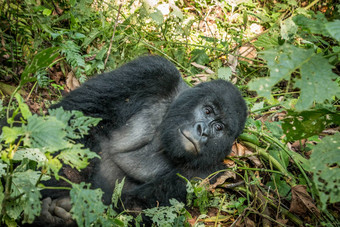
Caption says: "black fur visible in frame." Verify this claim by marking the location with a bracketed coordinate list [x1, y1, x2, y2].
[45, 55, 247, 214]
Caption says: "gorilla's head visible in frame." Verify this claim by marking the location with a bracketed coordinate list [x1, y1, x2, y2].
[160, 80, 247, 168]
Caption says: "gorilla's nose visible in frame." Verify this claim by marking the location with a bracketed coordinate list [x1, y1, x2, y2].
[195, 122, 209, 139]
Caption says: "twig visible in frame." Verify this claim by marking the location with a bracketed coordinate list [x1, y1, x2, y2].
[103, 4, 122, 70]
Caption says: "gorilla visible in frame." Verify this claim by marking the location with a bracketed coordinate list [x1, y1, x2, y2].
[39, 55, 247, 225]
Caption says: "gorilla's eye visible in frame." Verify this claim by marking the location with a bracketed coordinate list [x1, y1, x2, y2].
[214, 123, 223, 131]
[204, 107, 213, 115]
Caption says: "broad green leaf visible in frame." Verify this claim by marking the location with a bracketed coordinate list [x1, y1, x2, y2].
[325, 20, 340, 41]
[25, 115, 68, 152]
[310, 133, 340, 210]
[13, 148, 47, 162]
[248, 44, 340, 110]
[57, 144, 99, 170]
[2, 126, 25, 144]
[15, 93, 32, 119]
[11, 171, 44, 223]
[150, 9, 164, 25]
[21, 47, 59, 84]
[280, 17, 297, 40]
[282, 109, 340, 141]
[249, 44, 312, 100]
[70, 182, 107, 226]
[295, 54, 339, 110]
[217, 67, 232, 80]
[293, 12, 330, 36]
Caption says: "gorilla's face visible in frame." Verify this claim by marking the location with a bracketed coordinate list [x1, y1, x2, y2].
[160, 80, 247, 168]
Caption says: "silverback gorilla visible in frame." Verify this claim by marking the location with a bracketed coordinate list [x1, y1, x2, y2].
[39, 55, 247, 225]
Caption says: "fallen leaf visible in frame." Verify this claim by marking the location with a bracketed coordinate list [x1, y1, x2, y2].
[209, 170, 236, 190]
[289, 185, 320, 217]
[66, 71, 80, 91]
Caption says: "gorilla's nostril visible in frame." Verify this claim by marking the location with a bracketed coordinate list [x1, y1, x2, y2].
[197, 124, 202, 135]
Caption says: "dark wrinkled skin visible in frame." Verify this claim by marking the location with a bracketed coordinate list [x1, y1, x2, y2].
[33, 56, 247, 226]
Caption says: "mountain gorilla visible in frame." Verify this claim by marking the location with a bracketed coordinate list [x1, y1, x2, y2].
[39, 55, 247, 225]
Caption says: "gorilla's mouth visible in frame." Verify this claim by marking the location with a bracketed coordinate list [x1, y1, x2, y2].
[179, 129, 199, 154]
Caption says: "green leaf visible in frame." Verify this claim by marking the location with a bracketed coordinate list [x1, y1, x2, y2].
[21, 47, 59, 84]
[310, 133, 340, 210]
[217, 67, 232, 80]
[170, 4, 183, 19]
[11, 171, 43, 223]
[15, 93, 32, 119]
[70, 182, 107, 227]
[144, 199, 186, 227]
[191, 49, 209, 65]
[280, 17, 297, 40]
[49, 108, 101, 139]
[295, 54, 339, 110]
[248, 44, 340, 110]
[25, 115, 69, 152]
[2, 126, 25, 144]
[293, 12, 330, 36]
[253, 32, 279, 50]
[325, 20, 340, 41]
[57, 144, 99, 170]
[13, 148, 47, 162]
[282, 109, 340, 141]
[111, 178, 125, 208]
[150, 9, 164, 25]
[42, 8, 52, 16]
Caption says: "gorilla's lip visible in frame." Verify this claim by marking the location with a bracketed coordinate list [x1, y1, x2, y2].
[179, 129, 199, 154]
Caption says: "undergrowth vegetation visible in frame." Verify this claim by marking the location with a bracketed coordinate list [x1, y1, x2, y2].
[0, 0, 339, 226]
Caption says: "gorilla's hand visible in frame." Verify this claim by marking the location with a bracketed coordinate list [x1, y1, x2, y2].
[37, 197, 75, 227]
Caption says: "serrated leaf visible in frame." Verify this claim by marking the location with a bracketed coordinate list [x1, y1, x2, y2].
[15, 93, 32, 119]
[2, 126, 25, 144]
[295, 54, 339, 110]
[70, 182, 107, 226]
[310, 133, 340, 210]
[325, 20, 340, 41]
[248, 44, 340, 110]
[249, 44, 312, 99]
[217, 67, 232, 80]
[282, 109, 340, 141]
[57, 144, 99, 170]
[11, 171, 43, 223]
[13, 148, 47, 162]
[25, 115, 69, 152]
[49, 108, 101, 139]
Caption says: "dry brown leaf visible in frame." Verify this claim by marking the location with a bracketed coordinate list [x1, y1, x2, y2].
[289, 185, 320, 217]
[230, 143, 262, 167]
[209, 170, 236, 191]
[66, 71, 80, 91]
[235, 217, 256, 227]
[238, 45, 257, 63]
[191, 62, 214, 74]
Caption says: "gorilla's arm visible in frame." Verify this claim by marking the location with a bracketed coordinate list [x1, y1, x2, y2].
[52, 56, 188, 130]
